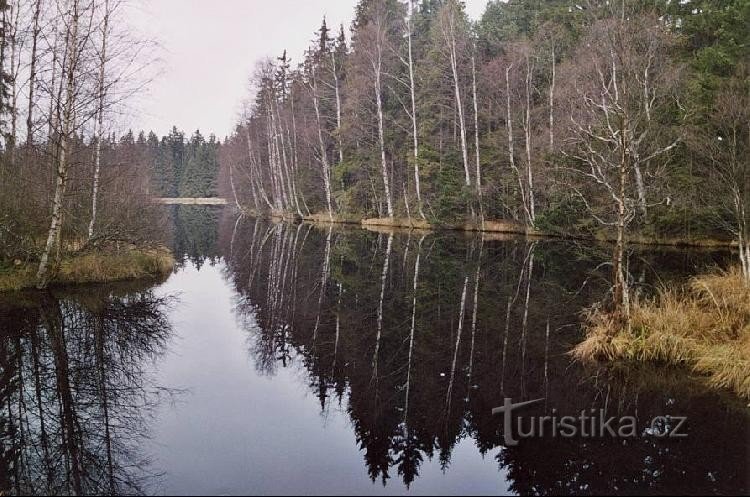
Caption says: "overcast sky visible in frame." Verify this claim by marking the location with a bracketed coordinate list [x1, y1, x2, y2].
[126, 0, 489, 140]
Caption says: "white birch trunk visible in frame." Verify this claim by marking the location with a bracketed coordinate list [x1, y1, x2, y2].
[89, 0, 110, 240]
[26, 0, 42, 147]
[406, 0, 425, 219]
[471, 51, 483, 224]
[506, 64, 530, 224]
[445, 18, 471, 187]
[311, 66, 334, 220]
[524, 55, 536, 226]
[373, 53, 394, 218]
[37, 0, 80, 288]
[549, 44, 555, 151]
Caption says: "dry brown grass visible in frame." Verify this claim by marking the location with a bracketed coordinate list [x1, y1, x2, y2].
[361, 217, 433, 230]
[0, 246, 174, 292]
[574, 267, 750, 399]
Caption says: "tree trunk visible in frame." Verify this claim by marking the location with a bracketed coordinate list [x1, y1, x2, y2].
[26, 0, 42, 148]
[311, 66, 334, 220]
[89, 0, 110, 240]
[471, 51, 483, 225]
[549, 44, 555, 151]
[406, 1, 425, 220]
[524, 54, 536, 226]
[613, 118, 631, 321]
[374, 60, 394, 218]
[37, 0, 80, 289]
[634, 164, 648, 219]
[506, 64, 530, 224]
[8, 2, 20, 164]
[446, 22, 471, 187]
[331, 51, 344, 165]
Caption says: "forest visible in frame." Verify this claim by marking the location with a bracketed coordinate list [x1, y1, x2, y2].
[0, 0, 222, 290]
[0, 0, 172, 290]
[218, 0, 750, 300]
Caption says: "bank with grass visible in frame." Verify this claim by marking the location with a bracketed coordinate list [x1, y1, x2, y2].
[574, 267, 750, 400]
[0, 245, 175, 293]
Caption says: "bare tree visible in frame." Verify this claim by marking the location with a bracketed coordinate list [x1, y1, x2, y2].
[37, 0, 86, 288]
[309, 62, 335, 220]
[404, 0, 424, 219]
[439, 0, 471, 189]
[25, 0, 42, 147]
[358, 6, 395, 218]
[563, 16, 680, 316]
[471, 45, 483, 224]
[692, 71, 750, 284]
[88, 0, 111, 239]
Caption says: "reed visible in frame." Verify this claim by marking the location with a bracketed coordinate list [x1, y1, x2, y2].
[0, 246, 174, 292]
[574, 267, 750, 399]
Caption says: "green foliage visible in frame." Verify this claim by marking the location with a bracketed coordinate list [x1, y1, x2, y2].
[146, 127, 219, 198]
[535, 194, 596, 237]
[426, 155, 471, 225]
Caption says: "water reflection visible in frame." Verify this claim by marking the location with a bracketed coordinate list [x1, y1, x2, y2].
[1, 208, 747, 496]
[168, 205, 222, 269]
[0, 284, 174, 495]
[219, 216, 748, 495]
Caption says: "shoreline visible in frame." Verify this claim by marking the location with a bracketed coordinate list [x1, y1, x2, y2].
[574, 267, 750, 400]
[235, 209, 737, 250]
[0, 245, 175, 293]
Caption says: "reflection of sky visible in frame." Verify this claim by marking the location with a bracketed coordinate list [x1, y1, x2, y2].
[148, 261, 510, 496]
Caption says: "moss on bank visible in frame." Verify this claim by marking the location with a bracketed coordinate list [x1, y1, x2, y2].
[0, 246, 175, 292]
[574, 267, 750, 399]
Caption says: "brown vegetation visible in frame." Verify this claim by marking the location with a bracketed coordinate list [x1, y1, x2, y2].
[0, 245, 174, 292]
[574, 267, 750, 399]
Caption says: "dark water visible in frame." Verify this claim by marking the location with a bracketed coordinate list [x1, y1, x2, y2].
[1, 206, 748, 496]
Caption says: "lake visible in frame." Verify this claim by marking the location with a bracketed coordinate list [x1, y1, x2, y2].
[1, 205, 748, 495]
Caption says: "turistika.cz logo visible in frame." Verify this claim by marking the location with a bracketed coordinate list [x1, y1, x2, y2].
[492, 398, 688, 447]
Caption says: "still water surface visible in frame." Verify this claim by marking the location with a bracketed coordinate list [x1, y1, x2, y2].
[1, 206, 748, 495]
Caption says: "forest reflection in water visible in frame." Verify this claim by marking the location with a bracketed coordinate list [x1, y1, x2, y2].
[1, 206, 748, 496]
[0, 283, 176, 495]
[220, 214, 748, 495]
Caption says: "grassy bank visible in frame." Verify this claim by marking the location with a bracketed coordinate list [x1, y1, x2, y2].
[574, 267, 750, 399]
[0, 246, 175, 292]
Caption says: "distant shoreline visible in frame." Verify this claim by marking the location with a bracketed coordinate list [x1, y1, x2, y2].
[154, 197, 228, 205]
[233, 208, 738, 250]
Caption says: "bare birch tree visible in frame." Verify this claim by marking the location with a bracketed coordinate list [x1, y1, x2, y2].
[439, 0, 471, 189]
[37, 0, 86, 288]
[563, 16, 680, 316]
[88, 0, 111, 239]
[358, 8, 395, 218]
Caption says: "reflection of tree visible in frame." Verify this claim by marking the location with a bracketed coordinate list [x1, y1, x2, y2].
[168, 205, 222, 269]
[0, 285, 174, 496]
[497, 367, 750, 496]
[218, 213, 748, 494]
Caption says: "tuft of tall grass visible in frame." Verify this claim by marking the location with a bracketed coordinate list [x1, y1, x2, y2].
[574, 267, 750, 399]
[0, 246, 174, 292]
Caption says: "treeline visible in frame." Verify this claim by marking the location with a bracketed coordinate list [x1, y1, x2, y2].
[0, 0, 163, 288]
[218, 0, 749, 298]
[148, 127, 220, 198]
